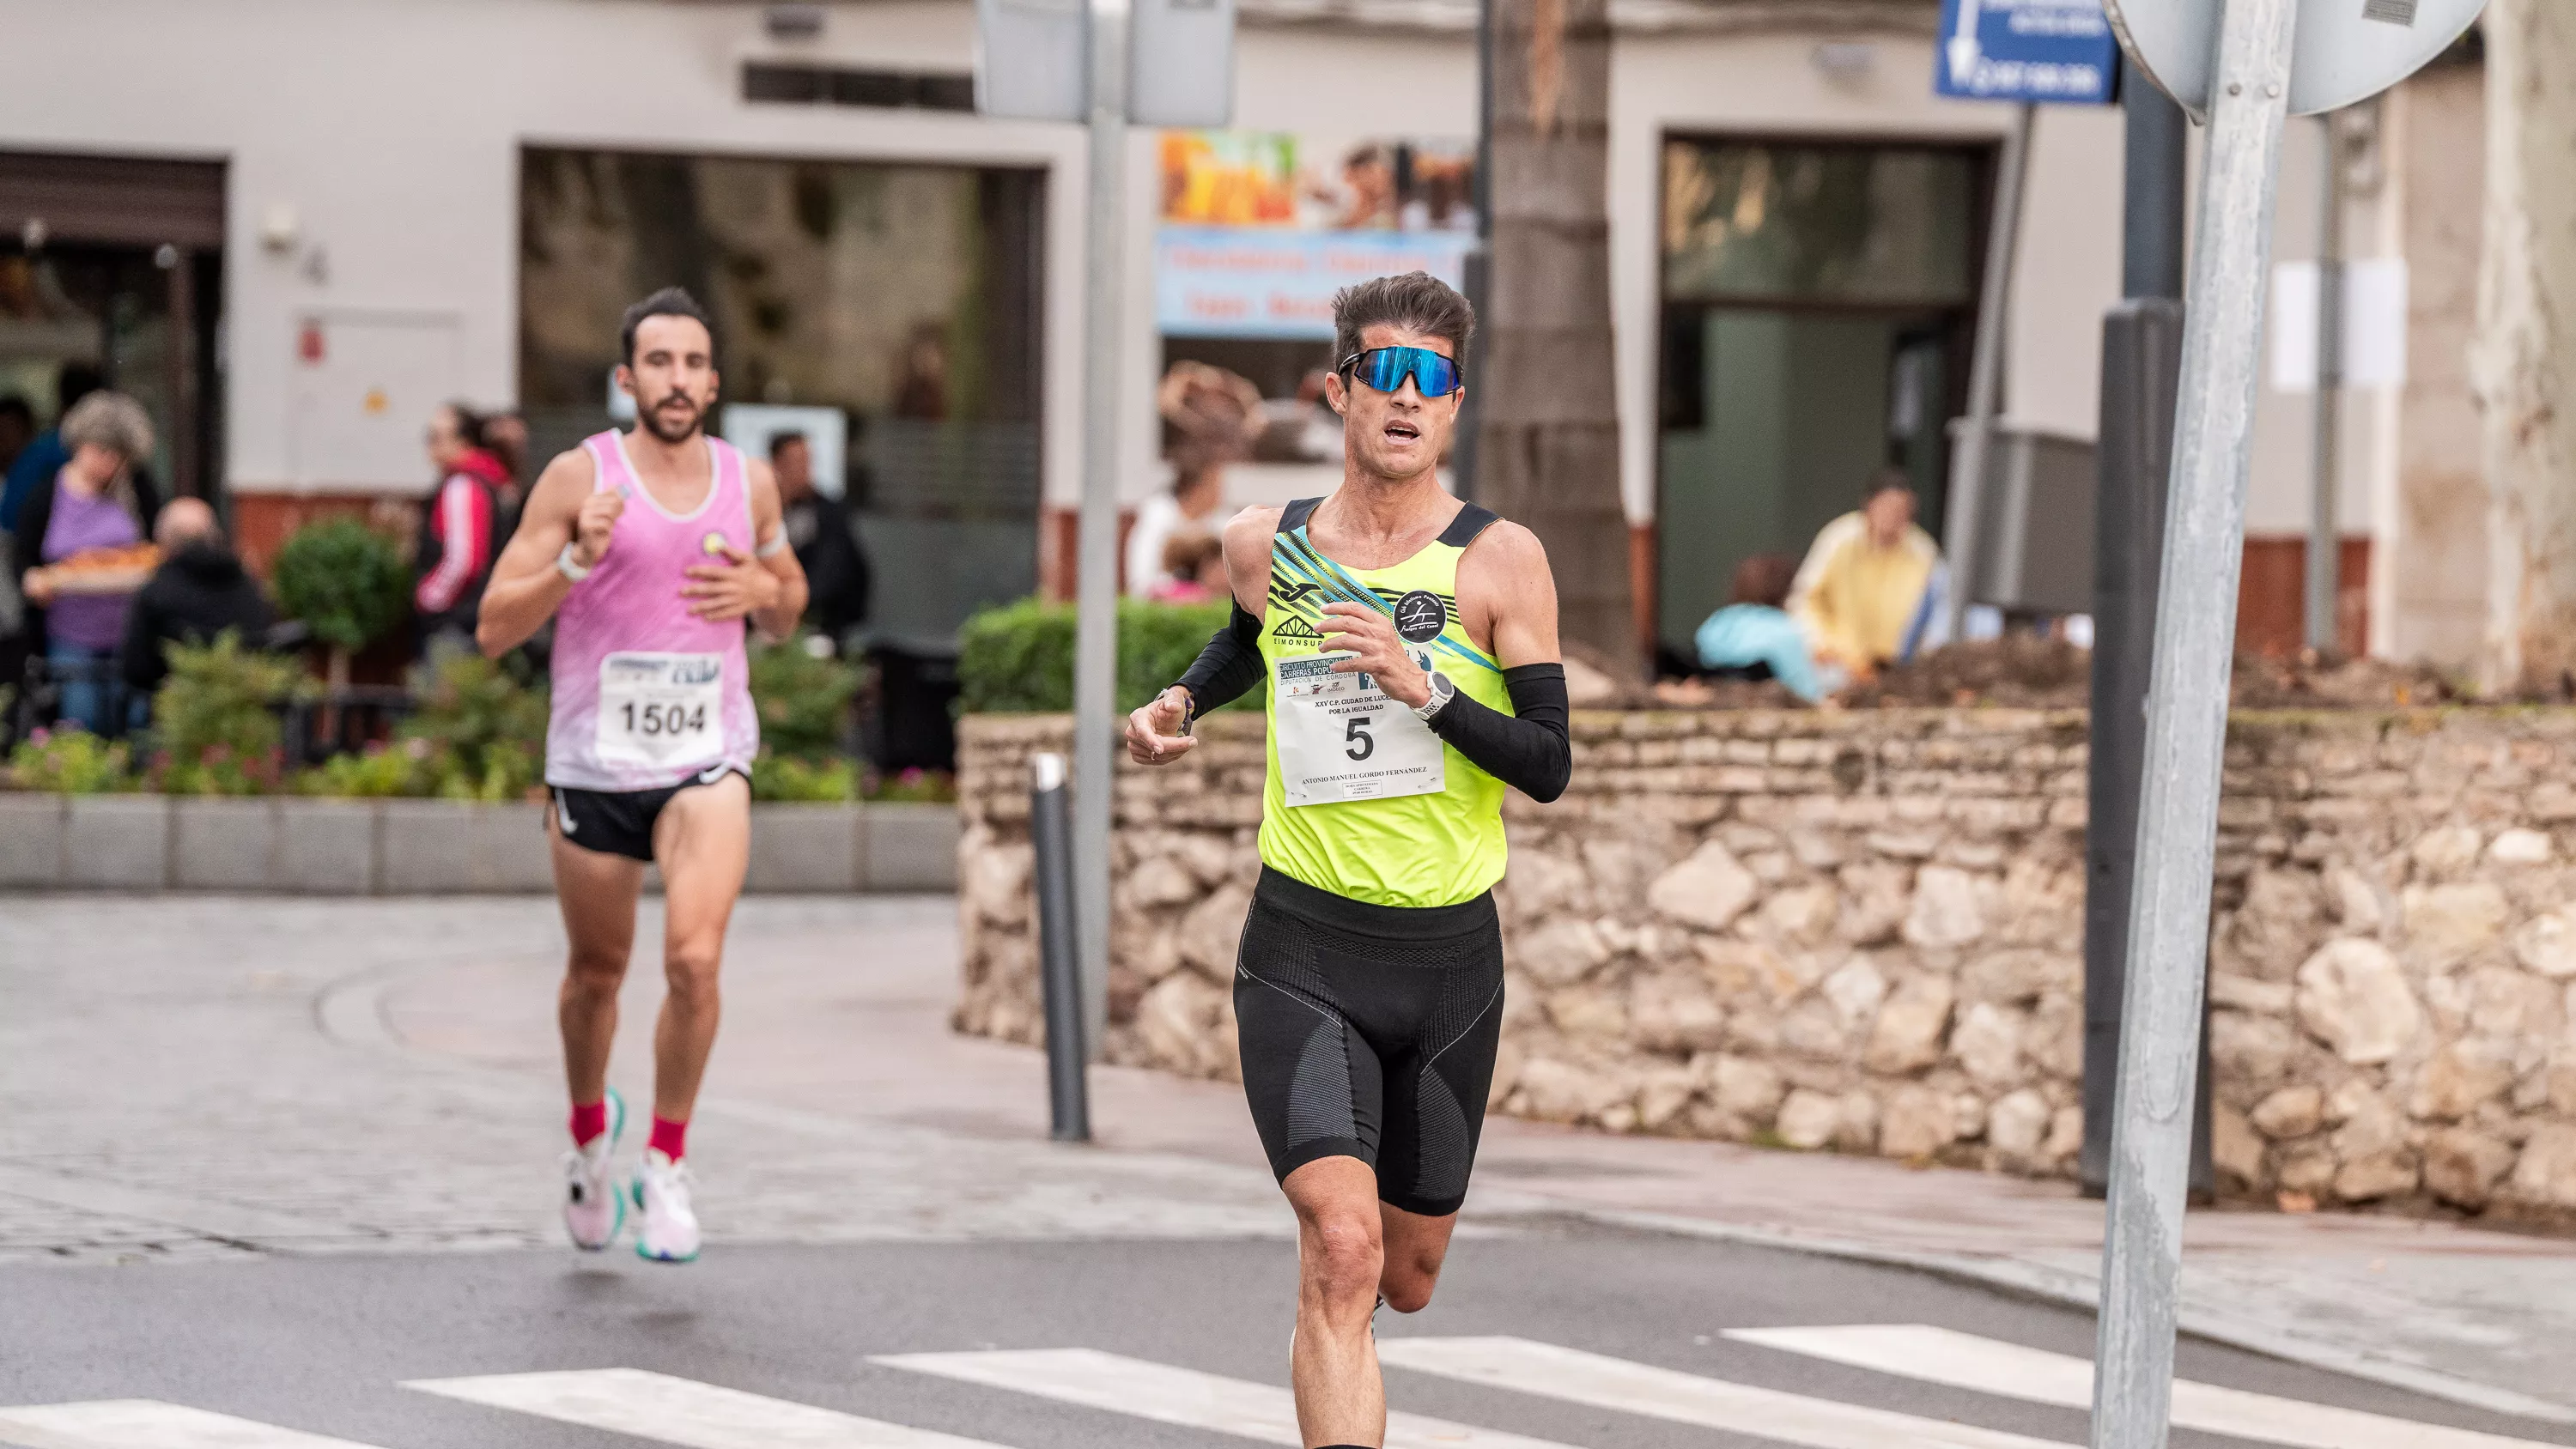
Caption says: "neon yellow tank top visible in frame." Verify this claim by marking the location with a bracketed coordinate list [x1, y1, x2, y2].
[1256, 496, 1515, 908]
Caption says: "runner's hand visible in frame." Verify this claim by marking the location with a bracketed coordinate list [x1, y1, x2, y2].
[1126, 686, 1197, 765]
[573, 490, 624, 568]
[1317, 603, 1432, 708]
[680, 543, 783, 621]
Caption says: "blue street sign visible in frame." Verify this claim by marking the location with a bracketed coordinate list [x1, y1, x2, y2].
[1935, 0, 2118, 105]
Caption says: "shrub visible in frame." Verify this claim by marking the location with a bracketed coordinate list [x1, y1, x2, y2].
[152, 634, 308, 796]
[273, 518, 411, 657]
[296, 740, 427, 798]
[956, 597, 1243, 715]
[866, 766, 956, 804]
[6, 727, 134, 794]
[750, 636, 861, 760]
[751, 753, 857, 803]
[401, 653, 549, 802]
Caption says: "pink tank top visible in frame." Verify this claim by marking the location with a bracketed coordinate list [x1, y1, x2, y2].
[545, 431, 762, 792]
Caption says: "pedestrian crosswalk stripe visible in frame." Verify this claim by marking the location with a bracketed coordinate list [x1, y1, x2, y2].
[404, 1367, 1013, 1449]
[1376, 1337, 2070, 1449]
[878, 1348, 1581, 1449]
[0, 1400, 386, 1449]
[1727, 1324, 2565, 1449]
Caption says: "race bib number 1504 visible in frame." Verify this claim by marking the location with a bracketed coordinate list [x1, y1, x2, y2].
[597, 651, 724, 770]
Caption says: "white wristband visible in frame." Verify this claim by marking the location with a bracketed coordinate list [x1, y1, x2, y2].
[556, 543, 592, 582]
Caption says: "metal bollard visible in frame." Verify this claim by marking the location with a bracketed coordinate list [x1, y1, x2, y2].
[1029, 752, 1091, 1142]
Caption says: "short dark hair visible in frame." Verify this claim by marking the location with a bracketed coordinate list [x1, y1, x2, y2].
[440, 400, 487, 450]
[0, 394, 32, 427]
[1331, 272, 1474, 373]
[1863, 467, 1915, 504]
[1727, 554, 1798, 609]
[768, 430, 809, 461]
[620, 287, 716, 365]
[58, 362, 102, 415]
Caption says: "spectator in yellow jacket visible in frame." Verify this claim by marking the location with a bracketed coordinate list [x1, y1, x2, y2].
[1789, 473, 1943, 675]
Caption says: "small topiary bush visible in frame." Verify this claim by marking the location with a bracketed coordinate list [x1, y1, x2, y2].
[272, 518, 411, 664]
[956, 597, 1245, 715]
[151, 633, 310, 795]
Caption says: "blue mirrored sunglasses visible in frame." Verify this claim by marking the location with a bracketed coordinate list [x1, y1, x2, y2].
[1340, 345, 1464, 399]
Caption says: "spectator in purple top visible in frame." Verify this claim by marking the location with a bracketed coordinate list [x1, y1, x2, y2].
[15, 391, 161, 735]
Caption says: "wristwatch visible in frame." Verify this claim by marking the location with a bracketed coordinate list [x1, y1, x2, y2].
[1412, 670, 1455, 723]
[556, 542, 592, 583]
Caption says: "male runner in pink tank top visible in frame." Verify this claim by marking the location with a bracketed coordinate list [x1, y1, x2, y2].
[477, 288, 809, 1263]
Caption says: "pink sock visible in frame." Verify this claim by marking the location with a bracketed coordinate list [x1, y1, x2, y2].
[569, 1100, 608, 1148]
[648, 1116, 689, 1162]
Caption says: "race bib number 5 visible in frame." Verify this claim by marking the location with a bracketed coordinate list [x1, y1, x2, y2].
[597, 652, 725, 770]
[1273, 649, 1444, 807]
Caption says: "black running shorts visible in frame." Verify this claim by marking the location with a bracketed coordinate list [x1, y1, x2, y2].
[548, 764, 747, 862]
[1233, 866, 1506, 1218]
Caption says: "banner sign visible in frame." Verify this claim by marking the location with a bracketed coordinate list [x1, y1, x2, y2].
[1154, 226, 1475, 340]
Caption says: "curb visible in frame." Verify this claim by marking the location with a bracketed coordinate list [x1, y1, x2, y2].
[0, 796, 957, 894]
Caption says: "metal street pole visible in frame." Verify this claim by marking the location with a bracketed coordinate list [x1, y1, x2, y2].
[2090, 0, 2297, 1445]
[1071, 0, 1129, 1058]
[1937, 101, 2034, 646]
[1452, 0, 1493, 502]
[2304, 108, 2346, 653]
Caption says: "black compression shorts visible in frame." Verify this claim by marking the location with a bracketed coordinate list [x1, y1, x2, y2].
[548, 764, 747, 862]
[1233, 866, 1506, 1217]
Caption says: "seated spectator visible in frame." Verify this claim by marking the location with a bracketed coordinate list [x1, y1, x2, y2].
[1694, 554, 1826, 702]
[1147, 532, 1227, 604]
[1789, 470, 1943, 676]
[119, 498, 276, 695]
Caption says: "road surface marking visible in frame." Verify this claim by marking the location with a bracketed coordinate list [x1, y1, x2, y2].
[0, 1401, 385, 1449]
[404, 1367, 1014, 1449]
[1728, 1324, 2565, 1449]
[1376, 1336, 2070, 1449]
[878, 1347, 1578, 1449]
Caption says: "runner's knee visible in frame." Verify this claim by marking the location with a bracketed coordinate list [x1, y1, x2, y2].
[663, 939, 722, 1000]
[564, 945, 628, 994]
[1300, 1211, 1383, 1308]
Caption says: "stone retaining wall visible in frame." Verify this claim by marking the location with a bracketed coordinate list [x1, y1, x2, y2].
[955, 709, 2576, 1223]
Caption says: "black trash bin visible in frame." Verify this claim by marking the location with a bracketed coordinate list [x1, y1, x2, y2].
[863, 641, 959, 775]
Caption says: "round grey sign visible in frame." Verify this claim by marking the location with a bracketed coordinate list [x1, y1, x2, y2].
[2105, 0, 2485, 118]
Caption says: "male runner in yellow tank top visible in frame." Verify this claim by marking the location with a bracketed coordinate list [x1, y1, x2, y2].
[1126, 272, 1571, 1449]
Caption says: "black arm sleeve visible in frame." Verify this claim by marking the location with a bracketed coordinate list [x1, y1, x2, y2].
[1428, 662, 1572, 803]
[1173, 601, 1266, 716]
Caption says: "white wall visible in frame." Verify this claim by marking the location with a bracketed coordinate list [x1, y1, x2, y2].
[0, 0, 1087, 502]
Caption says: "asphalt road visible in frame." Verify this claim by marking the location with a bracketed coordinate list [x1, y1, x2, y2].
[6, 1224, 2573, 1449]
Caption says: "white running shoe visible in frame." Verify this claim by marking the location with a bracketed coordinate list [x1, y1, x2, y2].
[631, 1149, 701, 1263]
[561, 1088, 627, 1252]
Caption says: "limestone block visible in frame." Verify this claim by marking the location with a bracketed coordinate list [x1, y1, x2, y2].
[1170, 833, 1236, 887]
[2402, 882, 2512, 966]
[2211, 1103, 2267, 1187]
[2469, 965, 2563, 1039]
[1176, 880, 1253, 979]
[1636, 1064, 1698, 1131]
[1516, 1057, 1634, 1125]
[2410, 825, 2483, 878]
[1959, 949, 2068, 1007]
[2330, 1088, 2407, 1162]
[964, 838, 1034, 929]
[1902, 866, 1985, 949]
[2334, 1151, 2419, 1203]
[1759, 883, 1839, 945]
[1630, 973, 1727, 1054]
[2324, 868, 2385, 931]
[1835, 862, 1911, 945]
[1863, 975, 1956, 1075]
[1787, 829, 1844, 870]
[2509, 1125, 2576, 1210]
[2512, 906, 2576, 979]
[2208, 1009, 2297, 1089]
[1488, 1036, 1524, 1108]
[1515, 917, 1613, 987]
[2228, 869, 2323, 973]
[2044, 1104, 2085, 1160]
[1700, 1054, 1786, 1124]
[1546, 985, 1631, 1040]
[1833, 1090, 1880, 1152]
[2295, 938, 2425, 1064]
[2490, 828, 2554, 865]
[2409, 1042, 2515, 1120]
[1497, 849, 1590, 925]
[1778, 998, 1849, 1060]
[1124, 853, 1201, 910]
[1647, 840, 1759, 931]
[2422, 1128, 2518, 1210]
[1879, 1084, 1958, 1159]
[1951, 1002, 2026, 1091]
[1777, 1088, 1841, 1149]
[1986, 1088, 2050, 1161]
[2208, 973, 2295, 1016]
[2249, 1084, 2324, 1139]
[1820, 957, 1888, 1029]
[1136, 972, 1226, 1076]
[2276, 1150, 2336, 1193]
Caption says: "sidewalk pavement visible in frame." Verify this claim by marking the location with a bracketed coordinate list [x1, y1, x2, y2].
[7, 893, 2573, 1424]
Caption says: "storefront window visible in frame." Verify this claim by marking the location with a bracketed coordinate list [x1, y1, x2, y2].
[1661, 141, 1975, 306]
[519, 148, 1045, 652]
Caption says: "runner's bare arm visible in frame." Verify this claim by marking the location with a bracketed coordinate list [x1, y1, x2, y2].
[1456, 519, 1561, 669]
[1431, 520, 1571, 802]
[1126, 505, 1282, 765]
[679, 458, 807, 639]
[477, 447, 610, 658]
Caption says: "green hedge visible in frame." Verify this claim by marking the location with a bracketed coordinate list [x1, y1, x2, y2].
[957, 597, 1254, 715]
